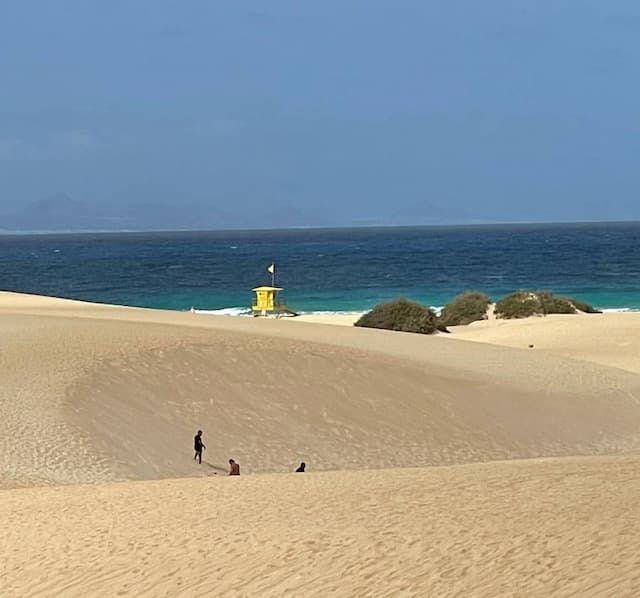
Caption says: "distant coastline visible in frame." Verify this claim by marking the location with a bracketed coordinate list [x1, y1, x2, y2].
[2, 218, 640, 236]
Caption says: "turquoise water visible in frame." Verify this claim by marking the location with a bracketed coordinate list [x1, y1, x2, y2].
[1, 223, 640, 313]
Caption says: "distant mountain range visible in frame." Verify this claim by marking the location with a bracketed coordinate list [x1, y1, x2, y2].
[0, 195, 488, 232]
[1, 196, 112, 231]
[0, 195, 323, 232]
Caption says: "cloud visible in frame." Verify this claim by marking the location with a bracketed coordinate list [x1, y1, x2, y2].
[59, 129, 100, 150]
[0, 130, 101, 161]
[155, 24, 192, 39]
[604, 13, 640, 32]
[246, 11, 277, 26]
[487, 23, 546, 43]
[0, 138, 26, 160]
[189, 118, 246, 137]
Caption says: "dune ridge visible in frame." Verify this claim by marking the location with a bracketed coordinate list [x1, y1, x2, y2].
[449, 311, 640, 375]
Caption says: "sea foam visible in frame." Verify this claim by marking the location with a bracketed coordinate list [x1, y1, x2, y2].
[191, 307, 252, 316]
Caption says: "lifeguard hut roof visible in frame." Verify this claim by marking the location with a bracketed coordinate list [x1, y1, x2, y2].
[252, 286, 283, 291]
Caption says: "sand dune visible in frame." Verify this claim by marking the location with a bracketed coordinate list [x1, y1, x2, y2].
[2, 292, 640, 487]
[3, 291, 640, 596]
[450, 311, 640, 375]
[3, 457, 640, 597]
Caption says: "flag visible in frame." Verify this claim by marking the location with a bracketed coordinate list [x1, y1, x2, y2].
[267, 263, 275, 274]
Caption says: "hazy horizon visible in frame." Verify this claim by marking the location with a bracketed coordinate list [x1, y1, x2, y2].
[2, 1, 640, 230]
[4, 219, 640, 238]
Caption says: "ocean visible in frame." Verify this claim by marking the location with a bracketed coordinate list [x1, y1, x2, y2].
[1, 222, 640, 314]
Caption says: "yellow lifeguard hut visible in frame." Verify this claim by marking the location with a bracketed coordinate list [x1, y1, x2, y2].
[251, 263, 297, 317]
[252, 286, 285, 316]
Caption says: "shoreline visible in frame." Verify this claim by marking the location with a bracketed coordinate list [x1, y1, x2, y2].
[4, 289, 640, 377]
[5, 288, 640, 321]
[5, 288, 640, 331]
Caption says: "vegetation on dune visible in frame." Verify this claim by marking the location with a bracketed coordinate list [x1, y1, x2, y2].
[495, 291, 600, 319]
[495, 291, 569, 318]
[439, 291, 491, 326]
[569, 298, 601, 314]
[495, 291, 545, 319]
[356, 291, 599, 331]
[355, 298, 442, 334]
[537, 292, 576, 315]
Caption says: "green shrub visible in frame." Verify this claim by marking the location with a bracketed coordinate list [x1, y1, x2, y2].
[496, 290, 580, 318]
[537, 292, 576, 315]
[495, 291, 545, 319]
[439, 291, 490, 326]
[355, 298, 440, 334]
[495, 290, 601, 318]
[568, 298, 601, 314]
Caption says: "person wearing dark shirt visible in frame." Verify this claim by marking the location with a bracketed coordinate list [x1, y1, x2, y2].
[295, 462, 306, 473]
[194, 430, 205, 464]
[228, 459, 240, 475]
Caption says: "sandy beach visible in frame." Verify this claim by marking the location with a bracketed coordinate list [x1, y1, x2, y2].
[287, 313, 362, 326]
[2, 291, 640, 596]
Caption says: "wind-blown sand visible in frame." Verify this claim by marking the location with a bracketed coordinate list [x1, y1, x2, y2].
[4, 457, 640, 597]
[288, 313, 361, 326]
[449, 311, 640, 374]
[2, 291, 640, 596]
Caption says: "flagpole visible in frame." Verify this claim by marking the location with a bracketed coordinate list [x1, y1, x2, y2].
[267, 262, 275, 287]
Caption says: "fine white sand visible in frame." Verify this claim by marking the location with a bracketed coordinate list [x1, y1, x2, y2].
[3, 291, 640, 596]
[285, 313, 361, 326]
[3, 457, 640, 597]
[449, 311, 640, 374]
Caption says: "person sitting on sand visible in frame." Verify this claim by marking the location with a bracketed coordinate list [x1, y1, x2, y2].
[295, 462, 306, 473]
[229, 459, 240, 476]
[193, 430, 205, 464]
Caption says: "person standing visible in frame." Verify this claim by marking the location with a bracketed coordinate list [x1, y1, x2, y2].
[194, 430, 205, 464]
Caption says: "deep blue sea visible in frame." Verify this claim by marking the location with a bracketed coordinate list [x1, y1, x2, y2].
[1, 223, 640, 314]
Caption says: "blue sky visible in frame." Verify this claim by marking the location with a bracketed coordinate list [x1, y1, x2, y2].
[1, 1, 640, 228]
